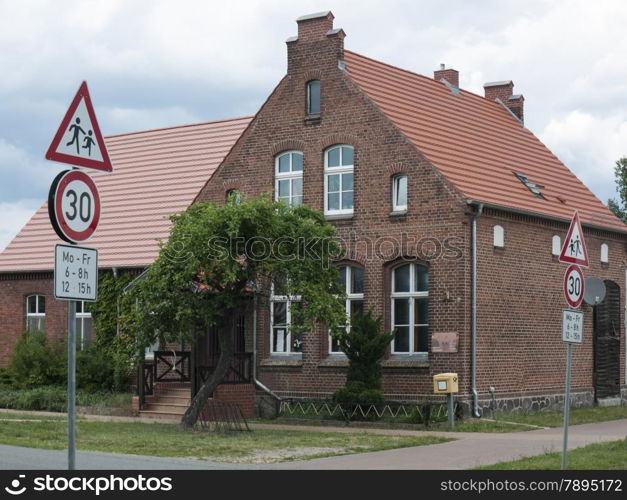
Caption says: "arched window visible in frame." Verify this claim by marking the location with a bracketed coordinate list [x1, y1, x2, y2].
[392, 175, 408, 212]
[26, 295, 45, 332]
[307, 80, 320, 115]
[270, 280, 302, 354]
[601, 243, 609, 263]
[493, 225, 505, 248]
[330, 265, 364, 353]
[391, 263, 429, 354]
[226, 189, 241, 204]
[324, 145, 354, 215]
[552, 235, 561, 256]
[275, 151, 303, 206]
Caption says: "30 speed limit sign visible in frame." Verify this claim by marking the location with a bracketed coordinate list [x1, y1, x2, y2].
[48, 169, 101, 243]
[563, 264, 585, 309]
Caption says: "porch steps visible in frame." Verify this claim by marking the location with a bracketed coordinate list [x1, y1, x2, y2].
[139, 385, 191, 420]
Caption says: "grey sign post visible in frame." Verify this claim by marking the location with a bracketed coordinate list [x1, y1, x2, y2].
[561, 309, 583, 470]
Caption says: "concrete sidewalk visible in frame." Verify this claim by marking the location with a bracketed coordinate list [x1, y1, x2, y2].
[281, 419, 627, 469]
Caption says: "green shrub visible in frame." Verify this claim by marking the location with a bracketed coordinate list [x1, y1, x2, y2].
[8, 331, 66, 388]
[76, 347, 119, 391]
[333, 381, 385, 405]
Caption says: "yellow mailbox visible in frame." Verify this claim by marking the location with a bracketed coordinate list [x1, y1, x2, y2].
[433, 373, 459, 394]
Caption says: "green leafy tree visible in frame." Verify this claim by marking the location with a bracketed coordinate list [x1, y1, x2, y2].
[131, 196, 345, 428]
[608, 157, 627, 223]
[332, 310, 394, 405]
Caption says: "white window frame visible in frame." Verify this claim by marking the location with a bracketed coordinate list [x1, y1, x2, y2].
[392, 174, 408, 212]
[329, 266, 365, 354]
[226, 189, 242, 204]
[552, 235, 561, 256]
[307, 80, 321, 115]
[493, 225, 505, 248]
[275, 151, 303, 207]
[601, 243, 609, 263]
[391, 263, 429, 355]
[270, 284, 302, 355]
[75, 301, 93, 350]
[324, 145, 354, 216]
[25, 295, 45, 332]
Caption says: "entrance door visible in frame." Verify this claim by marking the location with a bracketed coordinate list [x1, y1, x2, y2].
[593, 280, 621, 400]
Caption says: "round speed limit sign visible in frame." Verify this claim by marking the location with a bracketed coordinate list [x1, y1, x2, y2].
[563, 264, 585, 309]
[48, 169, 101, 243]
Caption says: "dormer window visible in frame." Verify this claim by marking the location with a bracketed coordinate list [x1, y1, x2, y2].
[307, 80, 320, 115]
[514, 172, 545, 199]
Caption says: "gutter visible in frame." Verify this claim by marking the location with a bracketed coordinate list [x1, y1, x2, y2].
[470, 202, 484, 418]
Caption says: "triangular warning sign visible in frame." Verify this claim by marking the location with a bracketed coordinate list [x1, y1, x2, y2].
[45, 81, 113, 172]
[559, 211, 589, 267]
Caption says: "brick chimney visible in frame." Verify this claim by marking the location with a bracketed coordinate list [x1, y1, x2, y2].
[287, 11, 345, 75]
[484, 80, 524, 123]
[434, 64, 459, 88]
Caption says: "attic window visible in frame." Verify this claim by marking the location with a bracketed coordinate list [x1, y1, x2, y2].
[514, 172, 545, 199]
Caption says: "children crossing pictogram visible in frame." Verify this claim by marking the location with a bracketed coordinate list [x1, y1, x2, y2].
[559, 211, 589, 267]
[46, 81, 113, 172]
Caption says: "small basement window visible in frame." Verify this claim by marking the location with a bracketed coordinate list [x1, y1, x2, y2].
[514, 172, 545, 199]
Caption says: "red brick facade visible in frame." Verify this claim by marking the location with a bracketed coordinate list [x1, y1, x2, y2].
[193, 13, 626, 409]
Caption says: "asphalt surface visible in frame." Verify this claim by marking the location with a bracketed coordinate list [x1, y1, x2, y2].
[0, 418, 624, 470]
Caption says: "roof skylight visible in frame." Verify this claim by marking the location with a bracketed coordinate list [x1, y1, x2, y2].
[514, 172, 545, 199]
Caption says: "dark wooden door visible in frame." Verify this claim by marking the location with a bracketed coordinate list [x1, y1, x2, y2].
[593, 281, 621, 400]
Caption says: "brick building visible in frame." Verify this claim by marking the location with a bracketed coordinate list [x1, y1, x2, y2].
[0, 12, 625, 416]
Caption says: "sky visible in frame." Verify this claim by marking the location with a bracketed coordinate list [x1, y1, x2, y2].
[0, 0, 626, 250]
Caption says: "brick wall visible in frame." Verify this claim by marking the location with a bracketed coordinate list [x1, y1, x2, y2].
[0, 273, 67, 366]
[213, 383, 255, 419]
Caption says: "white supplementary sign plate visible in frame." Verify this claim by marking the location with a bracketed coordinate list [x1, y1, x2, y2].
[54, 244, 98, 301]
[562, 309, 584, 344]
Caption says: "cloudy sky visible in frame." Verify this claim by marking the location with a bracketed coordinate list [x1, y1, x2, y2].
[1, 0, 626, 250]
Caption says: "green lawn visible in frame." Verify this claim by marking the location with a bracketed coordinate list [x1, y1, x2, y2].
[478, 438, 627, 470]
[493, 406, 627, 428]
[0, 417, 450, 463]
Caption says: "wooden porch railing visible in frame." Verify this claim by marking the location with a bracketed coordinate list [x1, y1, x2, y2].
[195, 352, 252, 396]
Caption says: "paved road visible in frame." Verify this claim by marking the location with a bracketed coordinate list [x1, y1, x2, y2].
[0, 418, 624, 470]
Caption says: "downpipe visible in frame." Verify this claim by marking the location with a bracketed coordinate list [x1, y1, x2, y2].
[471, 202, 484, 418]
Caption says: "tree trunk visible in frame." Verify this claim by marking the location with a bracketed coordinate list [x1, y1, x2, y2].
[180, 314, 235, 428]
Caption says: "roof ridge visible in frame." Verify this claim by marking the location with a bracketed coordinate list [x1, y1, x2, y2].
[104, 115, 253, 139]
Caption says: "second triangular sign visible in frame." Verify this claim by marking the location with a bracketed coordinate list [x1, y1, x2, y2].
[559, 210, 589, 267]
[45, 81, 113, 172]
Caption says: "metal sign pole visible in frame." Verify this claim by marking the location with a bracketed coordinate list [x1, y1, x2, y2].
[67, 299, 76, 470]
[447, 393, 455, 430]
[561, 342, 573, 470]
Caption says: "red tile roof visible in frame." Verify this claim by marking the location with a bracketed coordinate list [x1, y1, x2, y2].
[0, 117, 252, 272]
[344, 51, 625, 232]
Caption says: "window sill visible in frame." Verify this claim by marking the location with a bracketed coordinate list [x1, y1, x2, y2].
[325, 213, 354, 222]
[382, 356, 429, 369]
[260, 356, 303, 368]
[304, 114, 321, 125]
[390, 210, 407, 216]
[319, 356, 349, 368]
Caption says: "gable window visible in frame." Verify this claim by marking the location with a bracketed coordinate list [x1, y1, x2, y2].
[391, 263, 429, 354]
[330, 265, 364, 353]
[307, 80, 320, 115]
[75, 301, 93, 350]
[493, 225, 505, 248]
[26, 295, 45, 332]
[270, 281, 302, 354]
[275, 151, 303, 206]
[392, 175, 408, 212]
[226, 189, 242, 204]
[552, 235, 561, 256]
[601, 243, 609, 263]
[324, 145, 354, 215]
